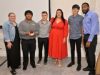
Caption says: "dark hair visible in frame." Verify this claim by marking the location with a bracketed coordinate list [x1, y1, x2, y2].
[72, 4, 80, 10]
[8, 12, 15, 17]
[82, 2, 90, 7]
[42, 11, 48, 14]
[52, 9, 65, 24]
[24, 10, 33, 16]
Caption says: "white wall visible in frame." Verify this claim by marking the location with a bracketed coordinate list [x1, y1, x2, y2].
[0, 0, 48, 24]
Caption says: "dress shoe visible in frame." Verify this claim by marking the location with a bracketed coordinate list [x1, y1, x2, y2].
[37, 60, 41, 65]
[83, 66, 90, 71]
[44, 61, 47, 65]
[23, 66, 27, 70]
[76, 65, 81, 71]
[89, 71, 95, 75]
[31, 64, 36, 68]
[67, 62, 75, 67]
[10, 69, 16, 75]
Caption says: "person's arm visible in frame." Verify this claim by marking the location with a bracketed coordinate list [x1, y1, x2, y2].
[88, 13, 99, 42]
[81, 17, 84, 37]
[80, 17, 84, 46]
[68, 17, 71, 36]
[2, 22, 13, 49]
[49, 22, 51, 32]
[2, 23, 10, 42]
[34, 23, 40, 36]
[86, 13, 99, 47]
[49, 17, 54, 33]
[63, 20, 68, 43]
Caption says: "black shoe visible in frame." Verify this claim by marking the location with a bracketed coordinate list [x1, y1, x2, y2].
[37, 60, 41, 65]
[83, 66, 90, 71]
[16, 66, 21, 69]
[23, 66, 27, 70]
[76, 65, 81, 71]
[31, 64, 36, 68]
[67, 62, 75, 67]
[89, 71, 95, 75]
[10, 69, 16, 75]
[44, 61, 47, 65]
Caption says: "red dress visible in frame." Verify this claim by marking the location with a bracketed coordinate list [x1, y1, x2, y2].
[49, 18, 68, 60]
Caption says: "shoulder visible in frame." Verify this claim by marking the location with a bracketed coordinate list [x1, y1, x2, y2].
[19, 20, 25, 25]
[78, 15, 84, 20]
[32, 20, 37, 25]
[47, 20, 51, 25]
[68, 15, 72, 19]
[64, 19, 68, 24]
[68, 15, 73, 20]
[89, 11, 98, 17]
[78, 14, 83, 18]
[37, 20, 42, 25]
[50, 17, 55, 22]
[3, 21, 10, 27]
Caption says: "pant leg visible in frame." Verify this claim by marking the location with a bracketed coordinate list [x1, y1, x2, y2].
[88, 36, 97, 72]
[70, 39, 76, 63]
[43, 38, 49, 62]
[38, 38, 44, 60]
[29, 39, 36, 65]
[21, 40, 29, 68]
[4, 42, 11, 68]
[84, 34, 97, 72]
[76, 37, 82, 66]
[84, 38, 89, 67]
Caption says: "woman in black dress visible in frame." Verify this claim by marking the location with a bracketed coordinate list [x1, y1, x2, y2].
[2, 12, 21, 75]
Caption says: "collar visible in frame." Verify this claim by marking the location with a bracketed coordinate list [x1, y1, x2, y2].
[72, 14, 79, 17]
[85, 11, 91, 16]
[25, 19, 33, 23]
[7, 20, 17, 26]
[40, 20, 48, 24]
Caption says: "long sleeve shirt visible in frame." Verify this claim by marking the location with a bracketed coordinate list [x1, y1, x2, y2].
[83, 11, 99, 42]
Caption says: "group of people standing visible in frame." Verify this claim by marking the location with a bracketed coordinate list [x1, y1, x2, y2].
[2, 2, 99, 75]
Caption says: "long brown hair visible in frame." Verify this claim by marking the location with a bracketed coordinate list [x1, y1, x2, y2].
[52, 9, 65, 25]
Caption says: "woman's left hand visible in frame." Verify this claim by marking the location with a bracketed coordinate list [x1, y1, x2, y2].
[63, 37, 67, 43]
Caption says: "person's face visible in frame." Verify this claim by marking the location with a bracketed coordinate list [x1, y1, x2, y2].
[9, 14, 16, 22]
[25, 13, 33, 20]
[56, 10, 62, 18]
[82, 4, 89, 14]
[72, 8, 79, 15]
[42, 13, 48, 21]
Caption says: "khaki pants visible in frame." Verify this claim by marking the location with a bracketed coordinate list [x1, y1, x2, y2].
[96, 52, 100, 75]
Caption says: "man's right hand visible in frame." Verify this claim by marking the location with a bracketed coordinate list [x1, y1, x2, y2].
[25, 32, 30, 35]
[7, 42, 12, 49]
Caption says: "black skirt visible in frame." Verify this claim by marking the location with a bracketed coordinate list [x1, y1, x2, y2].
[4, 26, 21, 69]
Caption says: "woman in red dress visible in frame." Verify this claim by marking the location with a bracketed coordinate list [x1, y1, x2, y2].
[49, 9, 68, 67]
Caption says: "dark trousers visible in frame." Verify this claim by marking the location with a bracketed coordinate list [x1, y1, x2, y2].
[21, 39, 36, 67]
[4, 41, 20, 70]
[38, 37, 49, 62]
[70, 37, 82, 65]
[84, 34, 97, 73]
